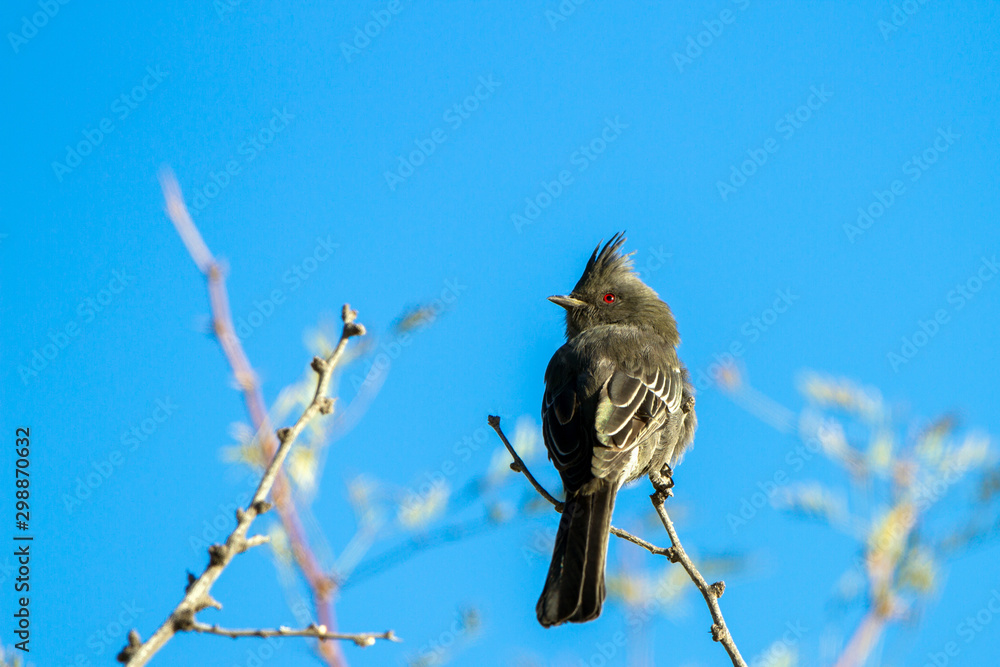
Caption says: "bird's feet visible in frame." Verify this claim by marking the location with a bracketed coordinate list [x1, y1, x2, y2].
[649, 465, 674, 502]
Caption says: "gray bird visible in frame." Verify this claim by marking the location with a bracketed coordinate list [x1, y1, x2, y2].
[537, 232, 697, 627]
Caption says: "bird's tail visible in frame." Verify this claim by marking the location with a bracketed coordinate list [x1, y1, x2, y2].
[536, 479, 616, 627]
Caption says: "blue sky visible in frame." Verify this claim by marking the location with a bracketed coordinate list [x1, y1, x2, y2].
[2, 1, 1000, 666]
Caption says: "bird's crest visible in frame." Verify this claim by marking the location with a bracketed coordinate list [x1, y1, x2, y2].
[578, 232, 635, 286]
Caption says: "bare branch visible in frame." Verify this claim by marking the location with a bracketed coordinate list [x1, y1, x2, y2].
[489, 414, 747, 667]
[609, 526, 673, 558]
[119, 172, 381, 666]
[487, 415, 564, 510]
[487, 416, 668, 557]
[649, 488, 747, 667]
[190, 622, 399, 648]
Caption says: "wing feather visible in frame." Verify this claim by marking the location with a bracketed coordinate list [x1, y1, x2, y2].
[596, 365, 684, 452]
[541, 331, 688, 491]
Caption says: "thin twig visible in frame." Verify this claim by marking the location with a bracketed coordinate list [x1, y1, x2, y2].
[118, 173, 381, 665]
[488, 416, 564, 510]
[190, 622, 400, 648]
[609, 525, 673, 557]
[649, 490, 747, 667]
[488, 414, 746, 667]
[488, 415, 666, 552]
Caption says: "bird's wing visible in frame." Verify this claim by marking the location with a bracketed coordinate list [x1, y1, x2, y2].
[595, 362, 684, 451]
[542, 342, 684, 490]
[541, 347, 601, 492]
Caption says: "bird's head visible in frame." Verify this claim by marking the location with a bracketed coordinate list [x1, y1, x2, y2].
[549, 232, 680, 344]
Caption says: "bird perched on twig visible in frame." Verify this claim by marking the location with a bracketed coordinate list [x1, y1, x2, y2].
[537, 232, 697, 627]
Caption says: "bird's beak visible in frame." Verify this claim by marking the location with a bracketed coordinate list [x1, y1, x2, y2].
[548, 294, 587, 310]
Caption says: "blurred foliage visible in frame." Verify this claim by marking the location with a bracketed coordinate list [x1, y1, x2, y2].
[710, 364, 1000, 666]
[0, 648, 25, 667]
[749, 640, 800, 667]
[404, 607, 482, 667]
[792, 372, 993, 615]
[784, 371, 995, 666]
[336, 416, 550, 588]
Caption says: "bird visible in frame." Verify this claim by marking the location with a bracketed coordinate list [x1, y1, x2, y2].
[536, 232, 697, 628]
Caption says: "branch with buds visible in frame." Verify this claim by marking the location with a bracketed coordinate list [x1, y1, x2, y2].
[190, 622, 399, 648]
[118, 171, 396, 666]
[488, 415, 746, 667]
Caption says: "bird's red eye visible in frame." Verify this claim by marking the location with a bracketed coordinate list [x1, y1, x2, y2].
[603, 293, 616, 304]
